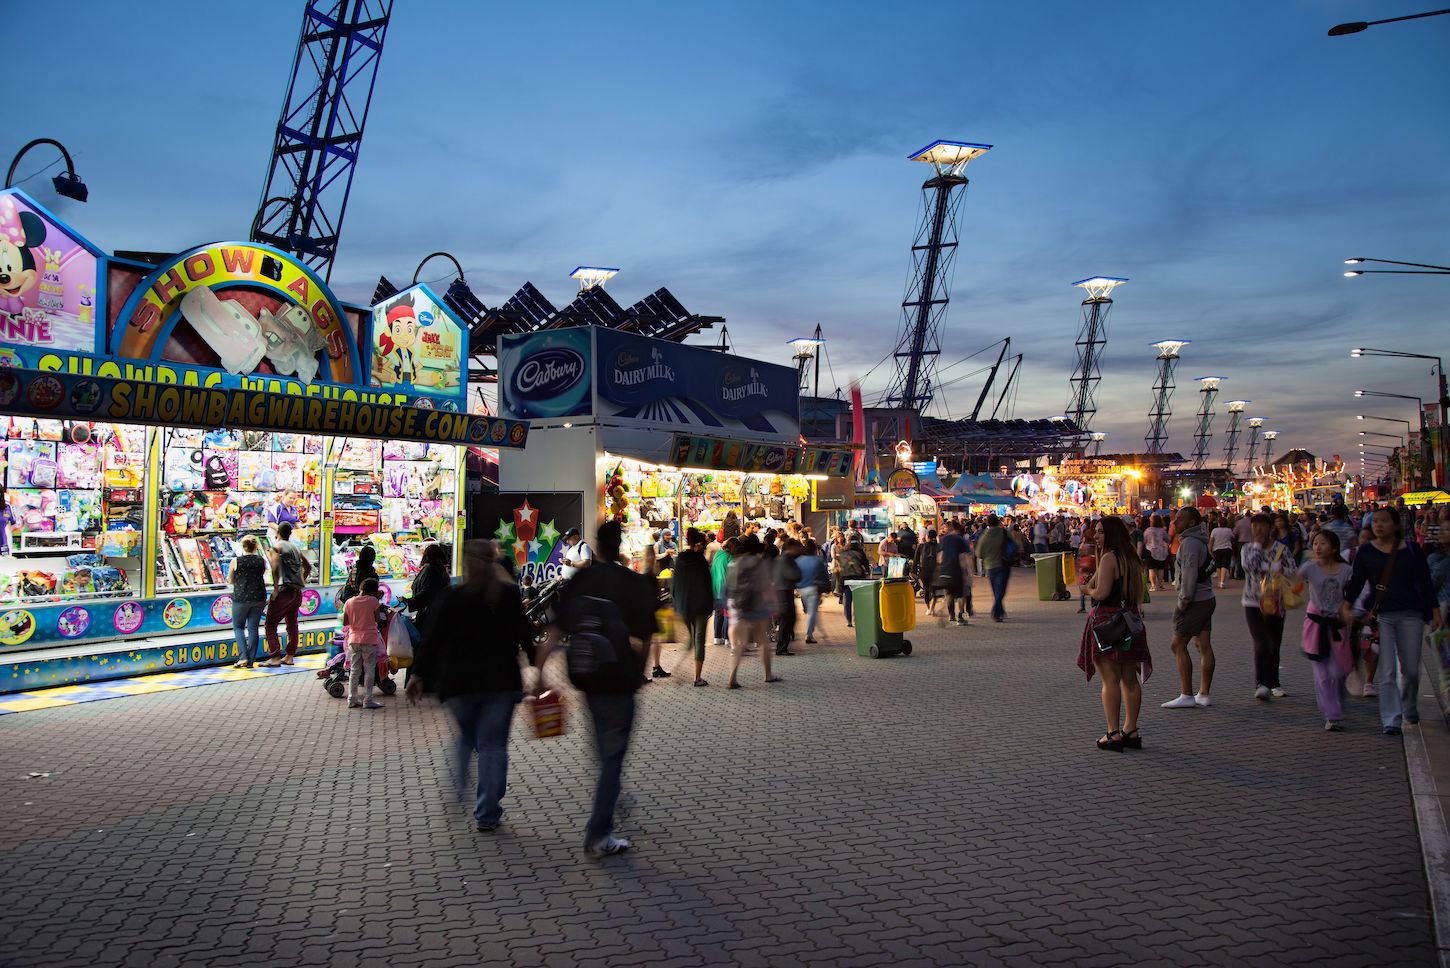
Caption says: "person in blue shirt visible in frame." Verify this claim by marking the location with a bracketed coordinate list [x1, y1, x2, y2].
[796, 538, 826, 644]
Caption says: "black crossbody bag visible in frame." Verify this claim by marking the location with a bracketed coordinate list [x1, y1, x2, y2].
[1092, 559, 1145, 652]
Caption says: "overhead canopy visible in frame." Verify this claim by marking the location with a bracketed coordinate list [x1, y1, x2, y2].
[1400, 489, 1450, 506]
[947, 472, 1026, 506]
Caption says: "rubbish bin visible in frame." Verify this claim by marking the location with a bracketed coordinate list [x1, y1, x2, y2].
[1033, 553, 1072, 601]
[849, 580, 913, 658]
[879, 578, 917, 634]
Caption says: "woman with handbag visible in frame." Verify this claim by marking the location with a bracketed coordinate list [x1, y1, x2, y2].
[1077, 516, 1152, 752]
[1341, 506, 1442, 735]
[1241, 513, 1297, 701]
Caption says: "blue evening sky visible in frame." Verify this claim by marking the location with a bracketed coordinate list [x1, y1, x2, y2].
[10, 1, 1448, 466]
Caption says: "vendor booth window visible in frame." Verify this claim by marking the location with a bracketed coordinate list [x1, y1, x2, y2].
[0, 419, 143, 602]
[156, 428, 324, 592]
[330, 438, 456, 582]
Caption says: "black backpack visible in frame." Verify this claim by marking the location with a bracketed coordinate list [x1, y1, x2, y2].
[561, 593, 632, 692]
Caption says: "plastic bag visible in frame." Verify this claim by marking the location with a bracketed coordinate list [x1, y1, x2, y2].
[1260, 574, 1286, 617]
[385, 611, 414, 670]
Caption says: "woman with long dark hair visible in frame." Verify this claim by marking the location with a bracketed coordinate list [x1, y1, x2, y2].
[1077, 516, 1152, 751]
[1342, 506, 1442, 734]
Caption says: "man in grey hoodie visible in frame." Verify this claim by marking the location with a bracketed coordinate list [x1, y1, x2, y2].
[1161, 506, 1218, 709]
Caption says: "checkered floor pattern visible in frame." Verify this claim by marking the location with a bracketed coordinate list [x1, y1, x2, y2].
[0, 655, 327, 715]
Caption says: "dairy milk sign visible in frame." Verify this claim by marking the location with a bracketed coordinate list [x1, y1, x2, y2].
[595, 328, 799, 438]
[498, 329, 592, 419]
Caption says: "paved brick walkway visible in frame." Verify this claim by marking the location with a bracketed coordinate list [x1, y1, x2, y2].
[1, 572, 1436, 967]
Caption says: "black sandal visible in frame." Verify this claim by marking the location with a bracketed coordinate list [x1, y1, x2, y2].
[694, 679, 709, 687]
[1097, 731, 1125, 752]
[1120, 728, 1142, 750]
[727, 682, 741, 690]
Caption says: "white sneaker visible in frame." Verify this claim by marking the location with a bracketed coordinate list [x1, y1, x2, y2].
[1363, 682, 1377, 697]
[586, 835, 632, 857]
[1161, 694, 1197, 709]
[363, 700, 383, 709]
[1255, 685, 1271, 701]
[1194, 694, 1212, 708]
[1270, 687, 1286, 699]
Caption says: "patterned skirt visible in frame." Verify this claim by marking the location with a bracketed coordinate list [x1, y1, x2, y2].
[1077, 603, 1153, 683]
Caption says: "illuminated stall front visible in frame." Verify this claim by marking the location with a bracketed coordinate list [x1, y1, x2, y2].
[0, 188, 527, 692]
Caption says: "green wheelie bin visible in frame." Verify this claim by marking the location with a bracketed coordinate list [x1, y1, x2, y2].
[848, 579, 914, 658]
[1032, 553, 1072, 601]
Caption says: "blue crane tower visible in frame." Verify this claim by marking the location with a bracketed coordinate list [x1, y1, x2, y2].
[251, 1, 393, 282]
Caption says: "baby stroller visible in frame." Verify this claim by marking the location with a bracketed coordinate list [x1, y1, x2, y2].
[321, 606, 401, 699]
[522, 576, 569, 663]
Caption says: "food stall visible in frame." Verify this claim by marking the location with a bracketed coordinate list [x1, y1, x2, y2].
[497, 326, 854, 567]
[0, 188, 527, 692]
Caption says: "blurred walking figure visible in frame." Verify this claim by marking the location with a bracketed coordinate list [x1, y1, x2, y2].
[672, 528, 714, 687]
[726, 535, 781, 687]
[535, 522, 655, 855]
[408, 540, 531, 832]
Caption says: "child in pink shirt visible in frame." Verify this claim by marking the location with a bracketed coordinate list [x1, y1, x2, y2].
[342, 578, 385, 709]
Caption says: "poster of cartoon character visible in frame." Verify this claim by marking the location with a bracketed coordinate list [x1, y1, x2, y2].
[0, 192, 99, 352]
[369, 285, 464, 402]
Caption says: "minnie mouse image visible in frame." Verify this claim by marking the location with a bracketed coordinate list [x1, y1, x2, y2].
[0, 197, 45, 326]
[377, 294, 420, 384]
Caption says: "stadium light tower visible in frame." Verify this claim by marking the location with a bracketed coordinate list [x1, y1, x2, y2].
[1090, 431, 1108, 456]
[885, 140, 992, 413]
[1065, 276, 1127, 443]
[1144, 340, 1190, 454]
[1191, 377, 1224, 470]
[1243, 416, 1266, 474]
[1221, 399, 1249, 475]
[570, 266, 619, 291]
[1262, 430, 1279, 467]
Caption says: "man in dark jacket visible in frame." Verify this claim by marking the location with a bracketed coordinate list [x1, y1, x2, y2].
[837, 537, 870, 627]
[671, 528, 714, 686]
[407, 540, 530, 832]
[534, 521, 655, 857]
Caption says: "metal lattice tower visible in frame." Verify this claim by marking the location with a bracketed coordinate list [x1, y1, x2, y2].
[1262, 430, 1279, 467]
[252, 1, 393, 282]
[1243, 416, 1266, 474]
[1191, 376, 1225, 470]
[1221, 399, 1249, 474]
[884, 140, 992, 413]
[1065, 277, 1127, 439]
[1144, 340, 1190, 454]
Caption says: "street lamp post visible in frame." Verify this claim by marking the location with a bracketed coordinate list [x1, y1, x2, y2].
[1356, 389, 1429, 485]
[1329, 8, 1450, 35]
[1262, 430, 1279, 467]
[1350, 346, 1449, 487]
[1343, 257, 1450, 277]
[4, 137, 89, 201]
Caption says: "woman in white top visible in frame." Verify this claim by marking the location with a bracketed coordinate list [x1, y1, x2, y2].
[1142, 515, 1171, 592]
[1299, 530, 1350, 730]
[1209, 520, 1235, 589]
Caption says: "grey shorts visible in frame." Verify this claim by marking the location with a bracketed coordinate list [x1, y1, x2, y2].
[1173, 597, 1215, 638]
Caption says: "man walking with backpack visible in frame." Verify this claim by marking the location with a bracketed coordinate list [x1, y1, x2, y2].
[1162, 506, 1217, 709]
[534, 521, 655, 857]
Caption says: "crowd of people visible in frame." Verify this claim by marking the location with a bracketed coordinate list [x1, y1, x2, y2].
[374, 495, 1446, 858]
[1076, 498, 1446, 751]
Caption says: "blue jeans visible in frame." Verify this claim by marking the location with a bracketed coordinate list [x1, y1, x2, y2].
[843, 584, 856, 625]
[1375, 611, 1425, 728]
[445, 692, 521, 827]
[713, 599, 729, 641]
[232, 600, 265, 663]
[584, 692, 636, 847]
[987, 566, 1009, 620]
[800, 586, 821, 638]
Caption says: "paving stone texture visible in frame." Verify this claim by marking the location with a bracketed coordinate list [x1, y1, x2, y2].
[0, 571, 1436, 967]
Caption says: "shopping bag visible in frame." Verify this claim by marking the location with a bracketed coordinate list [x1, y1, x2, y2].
[385, 612, 414, 670]
[531, 690, 566, 738]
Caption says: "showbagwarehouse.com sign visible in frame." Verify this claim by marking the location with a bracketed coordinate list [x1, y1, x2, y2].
[0, 368, 528, 448]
